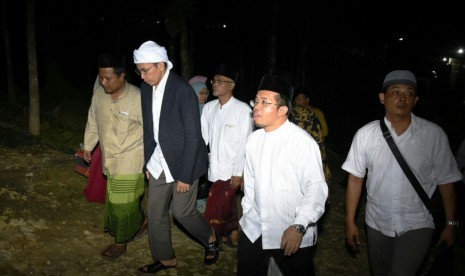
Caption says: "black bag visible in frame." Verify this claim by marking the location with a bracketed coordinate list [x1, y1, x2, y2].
[380, 120, 455, 275]
[380, 120, 437, 222]
[197, 174, 211, 199]
[430, 189, 445, 241]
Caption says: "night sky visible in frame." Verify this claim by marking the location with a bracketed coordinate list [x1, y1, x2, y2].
[1, 0, 464, 153]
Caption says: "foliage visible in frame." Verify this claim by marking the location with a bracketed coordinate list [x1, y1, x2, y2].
[37, 60, 90, 153]
[38, 100, 88, 153]
[162, 0, 196, 38]
[0, 79, 89, 154]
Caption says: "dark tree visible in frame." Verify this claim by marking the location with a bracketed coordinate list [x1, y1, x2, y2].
[2, 0, 17, 105]
[27, 0, 40, 136]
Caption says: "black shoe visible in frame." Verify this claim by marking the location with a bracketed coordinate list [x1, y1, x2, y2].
[138, 261, 175, 274]
[204, 231, 220, 265]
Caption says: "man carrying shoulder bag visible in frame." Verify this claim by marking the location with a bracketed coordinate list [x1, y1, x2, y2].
[343, 70, 462, 276]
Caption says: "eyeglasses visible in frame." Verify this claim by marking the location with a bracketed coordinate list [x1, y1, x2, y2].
[135, 63, 157, 76]
[211, 79, 233, 86]
[250, 99, 279, 108]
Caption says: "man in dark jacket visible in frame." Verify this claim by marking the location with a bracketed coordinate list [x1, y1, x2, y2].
[133, 40, 219, 274]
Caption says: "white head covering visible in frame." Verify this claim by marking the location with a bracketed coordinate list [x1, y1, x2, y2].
[133, 40, 173, 70]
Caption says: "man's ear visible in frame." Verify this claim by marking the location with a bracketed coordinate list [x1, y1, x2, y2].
[278, 105, 289, 117]
[379, 92, 385, 104]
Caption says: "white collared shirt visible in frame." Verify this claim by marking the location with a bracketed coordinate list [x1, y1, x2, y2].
[146, 70, 175, 182]
[201, 97, 253, 181]
[240, 120, 328, 249]
[342, 114, 462, 237]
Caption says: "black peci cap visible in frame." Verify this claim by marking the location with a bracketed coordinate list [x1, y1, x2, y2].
[98, 54, 126, 68]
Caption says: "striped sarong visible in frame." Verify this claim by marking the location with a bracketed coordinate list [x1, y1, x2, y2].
[104, 172, 145, 243]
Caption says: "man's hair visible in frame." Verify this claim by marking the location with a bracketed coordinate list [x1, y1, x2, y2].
[274, 93, 292, 117]
[98, 54, 126, 77]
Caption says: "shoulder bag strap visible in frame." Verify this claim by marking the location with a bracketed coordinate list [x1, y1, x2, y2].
[380, 119, 433, 212]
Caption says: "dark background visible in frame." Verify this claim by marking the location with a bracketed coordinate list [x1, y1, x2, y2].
[1, 0, 464, 155]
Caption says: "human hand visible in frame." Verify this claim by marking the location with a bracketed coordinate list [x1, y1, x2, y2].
[83, 150, 92, 163]
[176, 181, 190, 193]
[280, 226, 303, 256]
[230, 176, 243, 189]
[345, 221, 360, 251]
[437, 225, 456, 247]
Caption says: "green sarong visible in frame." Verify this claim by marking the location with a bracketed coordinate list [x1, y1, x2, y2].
[104, 172, 145, 243]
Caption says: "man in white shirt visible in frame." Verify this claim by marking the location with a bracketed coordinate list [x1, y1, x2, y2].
[343, 70, 462, 275]
[238, 74, 328, 275]
[201, 64, 253, 247]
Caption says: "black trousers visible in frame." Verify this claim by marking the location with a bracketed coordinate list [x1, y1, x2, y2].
[237, 233, 316, 276]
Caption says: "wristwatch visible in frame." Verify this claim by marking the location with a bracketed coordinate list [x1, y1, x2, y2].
[293, 224, 306, 234]
[446, 220, 460, 227]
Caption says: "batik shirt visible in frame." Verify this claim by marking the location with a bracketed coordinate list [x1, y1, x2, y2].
[291, 106, 332, 182]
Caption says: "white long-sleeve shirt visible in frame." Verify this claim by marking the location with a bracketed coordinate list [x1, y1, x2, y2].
[146, 70, 175, 182]
[240, 120, 328, 249]
[201, 97, 253, 181]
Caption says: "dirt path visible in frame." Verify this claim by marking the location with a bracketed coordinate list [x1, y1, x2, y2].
[0, 143, 462, 275]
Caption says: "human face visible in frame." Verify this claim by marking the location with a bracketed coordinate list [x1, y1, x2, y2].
[198, 88, 209, 104]
[379, 83, 418, 119]
[294, 93, 309, 108]
[98, 68, 125, 95]
[211, 75, 234, 98]
[252, 90, 288, 132]
[136, 62, 165, 87]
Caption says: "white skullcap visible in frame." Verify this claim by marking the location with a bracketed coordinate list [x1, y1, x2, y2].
[133, 40, 173, 70]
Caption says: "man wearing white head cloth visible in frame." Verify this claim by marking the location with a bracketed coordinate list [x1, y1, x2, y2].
[133, 41, 219, 274]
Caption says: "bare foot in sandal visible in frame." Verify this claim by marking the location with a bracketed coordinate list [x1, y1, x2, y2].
[101, 243, 127, 259]
[135, 216, 148, 240]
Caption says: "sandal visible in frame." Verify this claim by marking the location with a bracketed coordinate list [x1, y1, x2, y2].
[138, 261, 175, 274]
[101, 243, 127, 259]
[204, 230, 220, 265]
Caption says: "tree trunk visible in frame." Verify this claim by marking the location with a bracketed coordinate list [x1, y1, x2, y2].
[167, 38, 176, 70]
[27, 0, 40, 136]
[162, 0, 195, 80]
[2, 0, 16, 105]
[266, 0, 278, 73]
[179, 23, 192, 80]
[297, 25, 311, 86]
